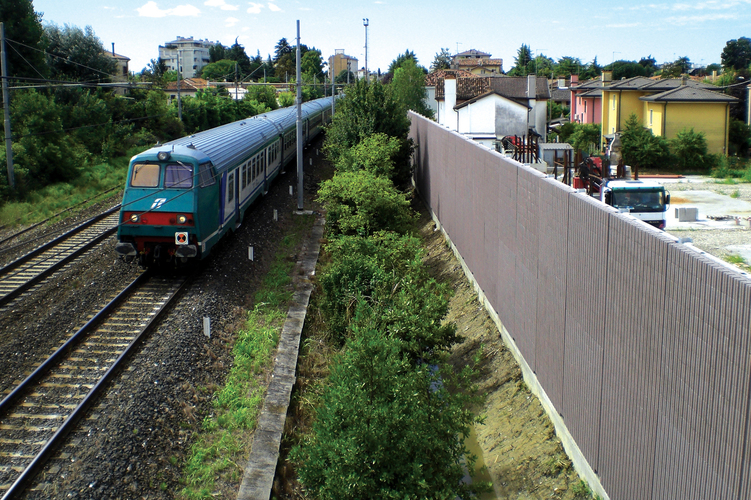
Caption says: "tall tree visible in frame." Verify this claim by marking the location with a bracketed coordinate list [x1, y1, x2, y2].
[208, 43, 228, 63]
[721, 37, 751, 70]
[555, 56, 582, 77]
[607, 60, 648, 80]
[430, 48, 452, 71]
[44, 23, 116, 82]
[390, 58, 433, 118]
[507, 43, 532, 76]
[638, 55, 658, 76]
[301, 48, 324, 81]
[227, 39, 251, 75]
[274, 37, 292, 62]
[0, 0, 47, 77]
[388, 50, 420, 74]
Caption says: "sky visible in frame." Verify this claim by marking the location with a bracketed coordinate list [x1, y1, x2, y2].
[30, 0, 751, 77]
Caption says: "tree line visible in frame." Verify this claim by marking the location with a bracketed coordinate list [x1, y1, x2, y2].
[0, 0, 336, 202]
[288, 77, 488, 499]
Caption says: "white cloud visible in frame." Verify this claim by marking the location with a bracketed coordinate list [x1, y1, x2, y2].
[666, 12, 736, 23]
[268, 1, 282, 11]
[247, 2, 264, 13]
[225, 16, 240, 26]
[205, 0, 239, 10]
[606, 22, 642, 28]
[137, 1, 200, 17]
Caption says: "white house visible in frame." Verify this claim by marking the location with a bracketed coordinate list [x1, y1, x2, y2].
[434, 74, 550, 144]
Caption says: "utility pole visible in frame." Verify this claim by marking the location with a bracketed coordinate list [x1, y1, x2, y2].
[1, 23, 14, 189]
[295, 21, 303, 211]
[176, 49, 182, 121]
[363, 18, 369, 83]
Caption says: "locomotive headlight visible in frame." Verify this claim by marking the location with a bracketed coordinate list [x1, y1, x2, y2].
[130, 214, 139, 223]
[177, 215, 187, 224]
[157, 151, 171, 161]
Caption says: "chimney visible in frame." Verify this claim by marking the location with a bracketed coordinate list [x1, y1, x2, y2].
[112, 43, 115, 56]
[570, 74, 579, 85]
[681, 75, 688, 86]
[602, 70, 613, 82]
[444, 75, 457, 131]
[527, 74, 537, 98]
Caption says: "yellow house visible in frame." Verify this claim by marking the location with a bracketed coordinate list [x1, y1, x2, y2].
[641, 86, 735, 155]
[600, 76, 736, 154]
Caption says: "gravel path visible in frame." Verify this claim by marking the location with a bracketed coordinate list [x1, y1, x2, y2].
[662, 176, 751, 263]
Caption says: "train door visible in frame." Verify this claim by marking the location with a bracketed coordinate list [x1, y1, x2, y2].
[223, 170, 238, 226]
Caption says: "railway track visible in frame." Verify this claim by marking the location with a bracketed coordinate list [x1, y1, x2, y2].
[0, 206, 122, 308]
[0, 272, 187, 499]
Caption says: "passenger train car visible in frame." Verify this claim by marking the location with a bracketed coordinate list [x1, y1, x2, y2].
[115, 96, 334, 266]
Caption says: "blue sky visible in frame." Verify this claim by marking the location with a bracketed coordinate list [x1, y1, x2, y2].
[31, 0, 750, 76]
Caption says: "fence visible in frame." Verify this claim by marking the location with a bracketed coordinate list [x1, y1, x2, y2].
[409, 112, 751, 500]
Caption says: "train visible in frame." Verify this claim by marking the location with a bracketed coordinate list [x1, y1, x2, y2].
[115, 96, 335, 266]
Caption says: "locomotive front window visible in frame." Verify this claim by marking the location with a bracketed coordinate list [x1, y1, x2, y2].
[165, 163, 193, 188]
[131, 163, 160, 187]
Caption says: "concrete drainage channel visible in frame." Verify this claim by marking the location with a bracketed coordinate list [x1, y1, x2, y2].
[236, 217, 325, 500]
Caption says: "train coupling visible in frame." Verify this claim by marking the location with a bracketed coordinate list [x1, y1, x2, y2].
[115, 241, 137, 258]
[175, 245, 198, 258]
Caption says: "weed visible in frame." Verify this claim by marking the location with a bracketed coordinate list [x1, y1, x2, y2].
[179, 220, 312, 499]
[169, 455, 178, 466]
[572, 479, 593, 498]
[731, 189, 741, 199]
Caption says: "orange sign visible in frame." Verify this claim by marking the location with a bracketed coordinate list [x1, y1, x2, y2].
[175, 232, 188, 245]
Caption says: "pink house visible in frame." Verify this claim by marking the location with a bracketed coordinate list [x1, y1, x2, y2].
[569, 74, 605, 124]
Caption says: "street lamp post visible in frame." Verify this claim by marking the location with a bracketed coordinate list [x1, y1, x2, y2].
[363, 18, 369, 83]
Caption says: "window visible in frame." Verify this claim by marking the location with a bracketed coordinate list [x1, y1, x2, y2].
[131, 163, 160, 187]
[242, 162, 248, 188]
[612, 95, 616, 110]
[227, 173, 235, 202]
[165, 163, 193, 188]
[649, 109, 653, 126]
[584, 101, 587, 114]
[199, 162, 215, 187]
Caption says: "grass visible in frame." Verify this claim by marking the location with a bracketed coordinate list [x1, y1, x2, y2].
[724, 253, 750, 272]
[179, 217, 314, 500]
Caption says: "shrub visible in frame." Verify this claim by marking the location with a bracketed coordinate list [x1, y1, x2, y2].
[670, 128, 709, 172]
[317, 170, 415, 236]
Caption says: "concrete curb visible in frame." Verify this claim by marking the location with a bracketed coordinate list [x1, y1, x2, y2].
[236, 217, 325, 500]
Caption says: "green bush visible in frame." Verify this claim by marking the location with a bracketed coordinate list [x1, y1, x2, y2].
[670, 128, 710, 172]
[292, 326, 483, 500]
[317, 170, 415, 236]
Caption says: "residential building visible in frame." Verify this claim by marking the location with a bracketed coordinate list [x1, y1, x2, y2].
[451, 49, 503, 75]
[569, 75, 603, 125]
[159, 37, 216, 78]
[328, 49, 358, 80]
[433, 74, 550, 145]
[424, 69, 478, 118]
[601, 74, 735, 154]
[104, 43, 129, 82]
[164, 77, 214, 100]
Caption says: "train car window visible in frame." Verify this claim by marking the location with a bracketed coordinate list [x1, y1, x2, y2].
[131, 163, 160, 187]
[165, 163, 193, 188]
[228, 172, 235, 202]
[242, 163, 248, 188]
[199, 162, 215, 187]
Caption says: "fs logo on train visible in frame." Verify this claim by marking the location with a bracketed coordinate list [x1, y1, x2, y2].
[175, 232, 188, 245]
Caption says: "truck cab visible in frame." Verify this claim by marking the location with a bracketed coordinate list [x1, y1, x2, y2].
[601, 179, 670, 229]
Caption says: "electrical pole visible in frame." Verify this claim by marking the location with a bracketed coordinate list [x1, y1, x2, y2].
[296, 20, 303, 211]
[176, 49, 182, 121]
[363, 18, 369, 83]
[0, 23, 14, 189]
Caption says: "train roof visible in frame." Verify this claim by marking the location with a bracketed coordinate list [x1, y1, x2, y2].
[134, 96, 335, 172]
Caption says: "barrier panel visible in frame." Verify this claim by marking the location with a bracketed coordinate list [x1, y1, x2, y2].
[409, 112, 751, 500]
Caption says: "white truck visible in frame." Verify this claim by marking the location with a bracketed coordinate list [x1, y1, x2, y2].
[600, 179, 671, 230]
